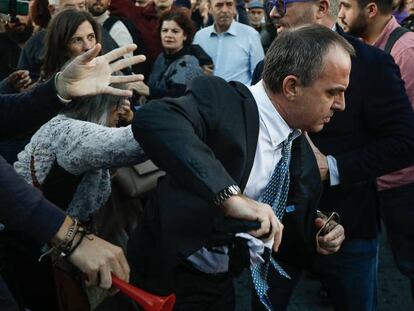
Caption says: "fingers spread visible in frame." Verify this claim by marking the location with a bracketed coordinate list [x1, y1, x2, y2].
[110, 54, 146, 72]
[110, 74, 144, 84]
[102, 86, 133, 97]
[104, 44, 138, 63]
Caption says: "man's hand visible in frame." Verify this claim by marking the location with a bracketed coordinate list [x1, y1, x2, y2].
[305, 132, 329, 181]
[68, 234, 130, 290]
[56, 44, 146, 99]
[315, 217, 345, 255]
[221, 195, 284, 252]
[5, 70, 32, 92]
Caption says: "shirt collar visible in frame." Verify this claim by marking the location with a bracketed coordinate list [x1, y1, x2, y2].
[372, 16, 399, 50]
[249, 80, 300, 148]
[210, 20, 237, 36]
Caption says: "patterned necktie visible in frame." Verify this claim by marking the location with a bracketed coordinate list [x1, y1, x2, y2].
[251, 133, 295, 311]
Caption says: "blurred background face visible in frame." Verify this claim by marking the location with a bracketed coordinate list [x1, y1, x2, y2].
[269, 1, 316, 33]
[86, 0, 110, 15]
[5, 14, 34, 44]
[66, 20, 96, 58]
[153, 0, 173, 11]
[248, 8, 265, 28]
[49, 0, 86, 16]
[210, 0, 236, 31]
[160, 20, 187, 54]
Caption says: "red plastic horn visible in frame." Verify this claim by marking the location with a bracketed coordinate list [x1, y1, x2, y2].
[111, 274, 176, 311]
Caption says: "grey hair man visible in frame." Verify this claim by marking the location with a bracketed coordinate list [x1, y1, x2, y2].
[129, 24, 351, 311]
[249, 0, 414, 310]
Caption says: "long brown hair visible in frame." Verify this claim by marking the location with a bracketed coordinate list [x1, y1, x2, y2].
[41, 9, 101, 80]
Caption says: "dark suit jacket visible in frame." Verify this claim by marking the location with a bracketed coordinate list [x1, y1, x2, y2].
[252, 27, 414, 240]
[131, 76, 322, 281]
[0, 79, 65, 244]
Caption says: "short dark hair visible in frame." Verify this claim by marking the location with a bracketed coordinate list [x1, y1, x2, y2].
[357, 0, 393, 14]
[263, 24, 355, 93]
[42, 9, 101, 80]
[158, 7, 195, 46]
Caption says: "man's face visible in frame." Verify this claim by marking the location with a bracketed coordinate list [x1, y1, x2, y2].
[269, 1, 317, 34]
[210, 0, 236, 31]
[248, 8, 265, 28]
[87, 0, 110, 16]
[285, 45, 351, 132]
[153, 0, 173, 11]
[5, 15, 34, 44]
[51, 0, 86, 15]
[338, 0, 368, 37]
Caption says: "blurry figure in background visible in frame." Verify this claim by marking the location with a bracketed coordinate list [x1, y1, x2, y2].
[193, 0, 264, 84]
[30, 0, 52, 30]
[402, 0, 414, 30]
[0, 14, 33, 80]
[247, 0, 276, 52]
[190, 0, 213, 29]
[393, 0, 409, 23]
[0, 70, 32, 94]
[148, 8, 203, 99]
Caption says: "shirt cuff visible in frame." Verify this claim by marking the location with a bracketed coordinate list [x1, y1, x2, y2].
[327, 155, 340, 186]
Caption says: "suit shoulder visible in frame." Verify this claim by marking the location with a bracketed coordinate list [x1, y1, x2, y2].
[344, 33, 394, 64]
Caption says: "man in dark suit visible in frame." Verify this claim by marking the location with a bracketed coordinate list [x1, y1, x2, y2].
[249, 0, 414, 310]
[131, 25, 351, 310]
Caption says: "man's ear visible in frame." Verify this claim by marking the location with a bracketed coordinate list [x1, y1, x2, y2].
[315, 0, 329, 20]
[282, 75, 300, 101]
[366, 3, 378, 19]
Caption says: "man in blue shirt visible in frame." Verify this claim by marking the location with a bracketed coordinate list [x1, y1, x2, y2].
[193, 0, 264, 84]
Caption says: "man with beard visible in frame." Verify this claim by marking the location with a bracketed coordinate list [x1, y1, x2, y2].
[251, 0, 414, 310]
[193, 0, 264, 84]
[339, 0, 414, 301]
[0, 14, 33, 80]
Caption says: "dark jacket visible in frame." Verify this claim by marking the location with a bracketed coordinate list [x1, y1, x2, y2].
[0, 79, 65, 244]
[130, 76, 321, 286]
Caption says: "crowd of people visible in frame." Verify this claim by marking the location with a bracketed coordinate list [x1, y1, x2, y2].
[0, 0, 414, 310]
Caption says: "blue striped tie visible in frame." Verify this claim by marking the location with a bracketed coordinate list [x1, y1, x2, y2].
[251, 133, 294, 311]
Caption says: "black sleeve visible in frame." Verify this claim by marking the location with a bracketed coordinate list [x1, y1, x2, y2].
[132, 76, 236, 203]
[0, 78, 62, 140]
[0, 156, 65, 244]
[251, 60, 264, 85]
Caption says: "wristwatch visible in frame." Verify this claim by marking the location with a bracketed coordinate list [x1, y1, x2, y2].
[214, 185, 241, 206]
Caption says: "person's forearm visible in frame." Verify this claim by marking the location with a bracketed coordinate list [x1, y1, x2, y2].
[0, 156, 66, 243]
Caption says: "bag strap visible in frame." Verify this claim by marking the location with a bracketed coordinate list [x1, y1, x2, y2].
[30, 146, 42, 190]
[384, 26, 410, 54]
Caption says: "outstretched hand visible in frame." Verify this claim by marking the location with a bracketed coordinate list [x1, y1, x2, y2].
[56, 44, 146, 99]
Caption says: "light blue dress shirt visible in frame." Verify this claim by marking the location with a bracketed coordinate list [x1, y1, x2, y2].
[193, 21, 264, 85]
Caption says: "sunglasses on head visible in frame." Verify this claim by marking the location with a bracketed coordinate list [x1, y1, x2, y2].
[265, 0, 315, 16]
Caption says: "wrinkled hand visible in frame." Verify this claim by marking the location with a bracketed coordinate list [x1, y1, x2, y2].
[127, 81, 149, 96]
[305, 132, 329, 181]
[57, 44, 146, 99]
[119, 99, 134, 123]
[5, 70, 32, 92]
[68, 234, 130, 290]
[315, 217, 345, 255]
[222, 195, 284, 252]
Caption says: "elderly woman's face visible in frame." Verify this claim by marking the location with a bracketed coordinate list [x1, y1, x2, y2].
[160, 20, 187, 54]
[66, 21, 96, 59]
